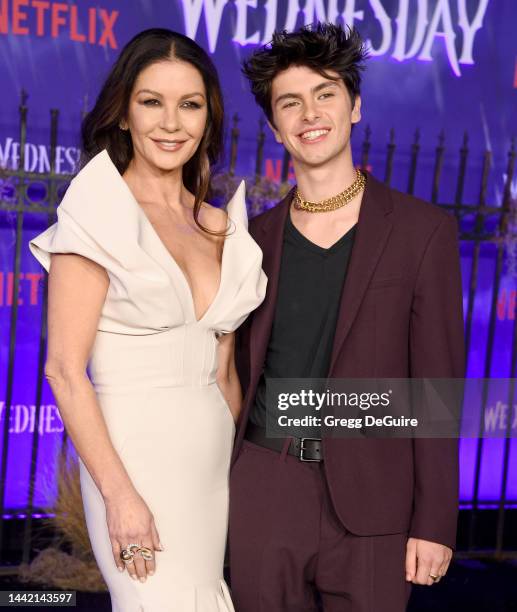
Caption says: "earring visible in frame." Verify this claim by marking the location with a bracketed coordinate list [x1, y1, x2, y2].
[119, 124, 128, 131]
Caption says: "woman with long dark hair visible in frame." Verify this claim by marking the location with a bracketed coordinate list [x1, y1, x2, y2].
[29, 29, 266, 611]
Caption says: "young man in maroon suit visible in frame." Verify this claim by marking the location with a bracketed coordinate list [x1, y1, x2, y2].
[229, 23, 465, 612]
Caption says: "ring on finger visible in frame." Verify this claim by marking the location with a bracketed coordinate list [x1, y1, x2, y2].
[138, 546, 154, 561]
[120, 542, 142, 563]
[120, 548, 135, 562]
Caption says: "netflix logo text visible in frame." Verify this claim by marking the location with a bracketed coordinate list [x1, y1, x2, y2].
[0, 271, 44, 307]
[0, 0, 119, 48]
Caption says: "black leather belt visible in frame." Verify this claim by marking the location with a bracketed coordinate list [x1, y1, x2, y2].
[244, 422, 323, 462]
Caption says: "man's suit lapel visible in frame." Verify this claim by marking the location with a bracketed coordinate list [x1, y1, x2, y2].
[249, 190, 293, 379]
[328, 173, 394, 373]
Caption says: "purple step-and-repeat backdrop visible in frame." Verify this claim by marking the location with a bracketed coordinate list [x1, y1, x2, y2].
[1, 0, 516, 509]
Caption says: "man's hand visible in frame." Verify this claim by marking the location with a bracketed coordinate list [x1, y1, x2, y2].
[405, 538, 452, 585]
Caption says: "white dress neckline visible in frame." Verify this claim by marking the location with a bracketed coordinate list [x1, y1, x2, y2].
[98, 150, 242, 324]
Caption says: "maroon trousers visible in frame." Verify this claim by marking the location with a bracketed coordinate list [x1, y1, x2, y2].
[229, 440, 412, 612]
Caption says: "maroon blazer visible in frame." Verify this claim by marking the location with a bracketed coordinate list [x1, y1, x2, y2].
[233, 171, 465, 551]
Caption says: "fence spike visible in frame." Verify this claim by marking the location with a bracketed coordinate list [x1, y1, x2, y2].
[82, 94, 89, 119]
[50, 110, 59, 176]
[229, 113, 240, 177]
[255, 117, 266, 183]
[455, 130, 470, 210]
[407, 128, 421, 195]
[438, 129, 445, 147]
[384, 128, 396, 185]
[431, 129, 446, 203]
[361, 124, 371, 171]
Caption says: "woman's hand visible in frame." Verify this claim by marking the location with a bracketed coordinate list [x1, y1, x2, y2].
[105, 488, 163, 581]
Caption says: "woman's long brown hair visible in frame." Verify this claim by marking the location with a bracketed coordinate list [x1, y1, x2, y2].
[81, 28, 225, 235]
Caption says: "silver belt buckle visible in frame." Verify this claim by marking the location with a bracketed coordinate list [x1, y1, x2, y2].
[299, 437, 322, 462]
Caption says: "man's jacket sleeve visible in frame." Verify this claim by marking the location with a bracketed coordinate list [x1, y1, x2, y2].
[408, 213, 465, 550]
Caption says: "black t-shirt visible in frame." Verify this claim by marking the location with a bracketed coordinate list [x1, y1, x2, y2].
[250, 212, 357, 437]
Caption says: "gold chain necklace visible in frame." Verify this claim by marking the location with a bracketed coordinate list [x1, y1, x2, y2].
[293, 168, 366, 213]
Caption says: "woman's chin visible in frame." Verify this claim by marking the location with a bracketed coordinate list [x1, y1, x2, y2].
[142, 152, 190, 173]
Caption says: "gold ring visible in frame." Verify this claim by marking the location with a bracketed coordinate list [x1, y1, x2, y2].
[138, 546, 154, 561]
[429, 573, 440, 581]
[120, 549, 133, 562]
[119, 543, 141, 562]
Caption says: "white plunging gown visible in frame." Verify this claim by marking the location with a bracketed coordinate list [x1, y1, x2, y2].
[29, 150, 267, 611]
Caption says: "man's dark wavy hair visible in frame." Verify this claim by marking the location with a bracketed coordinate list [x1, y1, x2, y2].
[242, 23, 368, 125]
